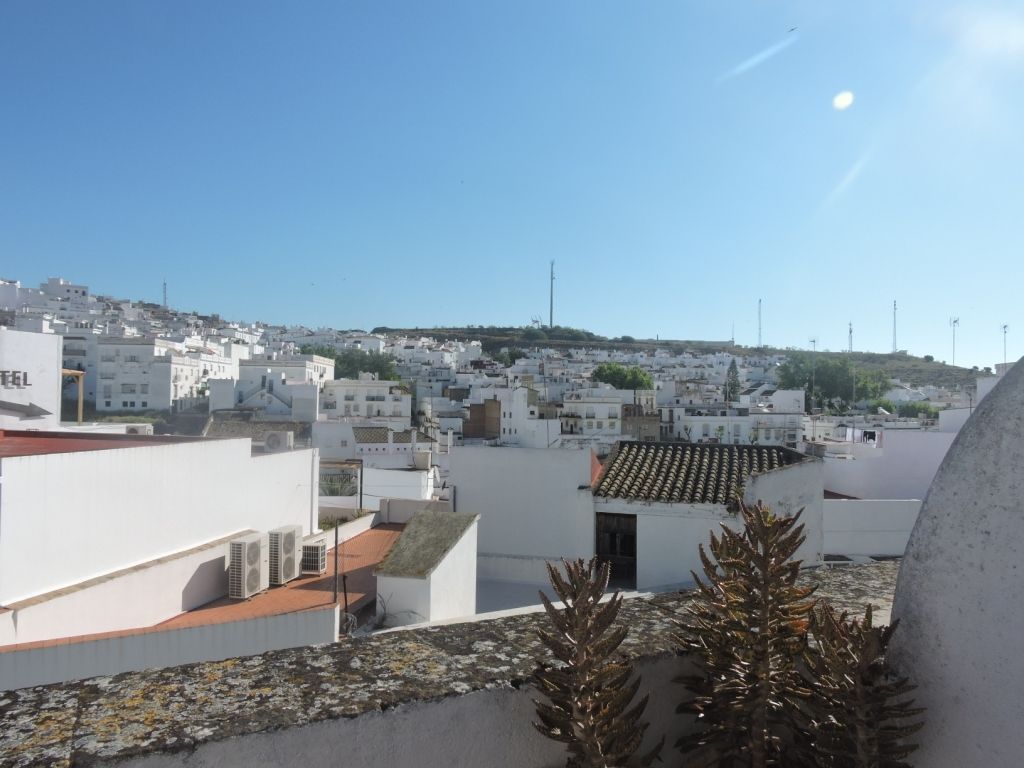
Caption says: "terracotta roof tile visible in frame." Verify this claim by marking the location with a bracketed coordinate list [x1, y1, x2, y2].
[594, 441, 805, 505]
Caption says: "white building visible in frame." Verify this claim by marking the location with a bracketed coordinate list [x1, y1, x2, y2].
[561, 388, 622, 436]
[374, 511, 479, 627]
[320, 375, 412, 427]
[451, 440, 823, 593]
[96, 337, 203, 411]
[0, 430, 318, 646]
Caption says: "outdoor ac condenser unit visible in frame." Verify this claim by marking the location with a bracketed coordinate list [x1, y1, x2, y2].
[263, 431, 295, 452]
[229, 532, 270, 599]
[268, 524, 302, 585]
[301, 541, 327, 575]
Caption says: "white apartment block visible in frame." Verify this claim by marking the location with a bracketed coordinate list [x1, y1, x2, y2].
[561, 388, 623, 436]
[660, 402, 802, 448]
[97, 338, 206, 411]
[321, 375, 412, 426]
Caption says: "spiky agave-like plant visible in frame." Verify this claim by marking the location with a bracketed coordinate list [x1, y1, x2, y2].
[675, 501, 816, 768]
[805, 604, 924, 767]
[533, 557, 662, 768]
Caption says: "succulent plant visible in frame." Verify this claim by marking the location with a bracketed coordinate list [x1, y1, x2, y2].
[533, 557, 662, 768]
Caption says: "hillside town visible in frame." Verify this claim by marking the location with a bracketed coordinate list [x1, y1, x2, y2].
[0, 272, 1008, 681]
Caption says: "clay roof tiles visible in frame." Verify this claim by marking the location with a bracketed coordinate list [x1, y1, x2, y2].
[594, 441, 805, 506]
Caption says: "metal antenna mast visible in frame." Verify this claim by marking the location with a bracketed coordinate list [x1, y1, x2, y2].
[892, 300, 897, 353]
[758, 299, 762, 348]
[549, 260, 555, 329]
[848, 322, 853, 353]
[1003, 324, 1009, 368]
[162, 279, 168, 309]
[950, 317, 960, 366]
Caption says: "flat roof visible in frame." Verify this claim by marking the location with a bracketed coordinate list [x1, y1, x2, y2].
[0, 430, 207, 459]
[0, 524, 404, 654]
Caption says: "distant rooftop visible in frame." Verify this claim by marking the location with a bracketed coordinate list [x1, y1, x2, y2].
[594, 441, 807, 505]
[0, 430, 203, 460]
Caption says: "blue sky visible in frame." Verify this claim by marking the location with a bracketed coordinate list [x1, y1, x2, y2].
[3, 1, 1023, 369]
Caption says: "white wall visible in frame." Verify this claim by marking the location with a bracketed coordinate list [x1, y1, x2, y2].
[0, 533, 245, 646]
[0, 328, 62, 429]
[822, 430, 955, 500]
[631, 503, 733, 590]
[450, 446, 595, 584]
[376, 575, 430, 627]
[429, 519, 477, 620]
[744, 459, 824, 568]
[0, 440, 316, 607]
[823, 499, 921, 556]
[0, 604, 337, 691]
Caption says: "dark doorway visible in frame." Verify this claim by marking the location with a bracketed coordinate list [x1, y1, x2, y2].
[596, 513, 637, 589]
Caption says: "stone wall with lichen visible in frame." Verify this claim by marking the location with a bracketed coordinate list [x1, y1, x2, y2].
[0, 560, 899, 768]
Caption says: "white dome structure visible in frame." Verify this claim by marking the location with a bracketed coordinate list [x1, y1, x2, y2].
[890, 359, 1024, 766]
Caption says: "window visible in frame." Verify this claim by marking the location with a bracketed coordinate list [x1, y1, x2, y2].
[141, 401, 147, 407]
[141, 384, 149, 394]
[597, 421, 604, 429]
[105, 400, 111, 407]
[121, 384, 137, 394]
[122, 401, 128, 407]
[702, 424, 710, 436]
[130, 401, 136, 407]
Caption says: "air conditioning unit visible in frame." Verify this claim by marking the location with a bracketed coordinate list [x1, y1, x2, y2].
[229, 532, 270, 599]
[125, 424, 154, 435]
[264, 430, 294, 452]
[268, 524, 302, 585]
[301, 541, 327, 575]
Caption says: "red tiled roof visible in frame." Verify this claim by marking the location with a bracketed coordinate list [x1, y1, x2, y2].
[594, 441, 805, 505]
[0, 430, 203, 459]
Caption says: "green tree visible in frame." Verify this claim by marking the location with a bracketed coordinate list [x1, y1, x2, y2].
[300, 345, 397, 380]
[776, 353, 889, 412]
[725, 359, 741, 402]
[896, 401, 937, 418]
[591, 363, 654, 390]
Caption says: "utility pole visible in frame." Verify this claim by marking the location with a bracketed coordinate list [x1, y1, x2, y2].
[950, 317, 960, 366]
[1002, 324, 1009, 368]
[809, 337, 818, 414]
[848, 322, 853, 353]
[549, 260, 555, 329]
[162, 279, 168, 309]
[892, 300, 897, 353]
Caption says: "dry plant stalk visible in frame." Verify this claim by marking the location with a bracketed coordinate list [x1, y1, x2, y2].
[533, 557, 662, 768]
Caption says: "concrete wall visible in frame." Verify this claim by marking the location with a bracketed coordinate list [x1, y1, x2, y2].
[450, 446, 595, 584]
[0, 605, 338, 691]
[823, 499, 921, 556]
[376, 575, 430, 627]
[110, 653, 681, 768]
[744, 459, 824, 567]
[0, 440, 316, 607]
[822, 429, 955, 500]
[429, 519, 477, 620]
[631, 502, 732, 590]
[0, 534, 242, 646]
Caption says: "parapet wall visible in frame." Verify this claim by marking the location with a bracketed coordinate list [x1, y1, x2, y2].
[0, 561, 898, 768]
